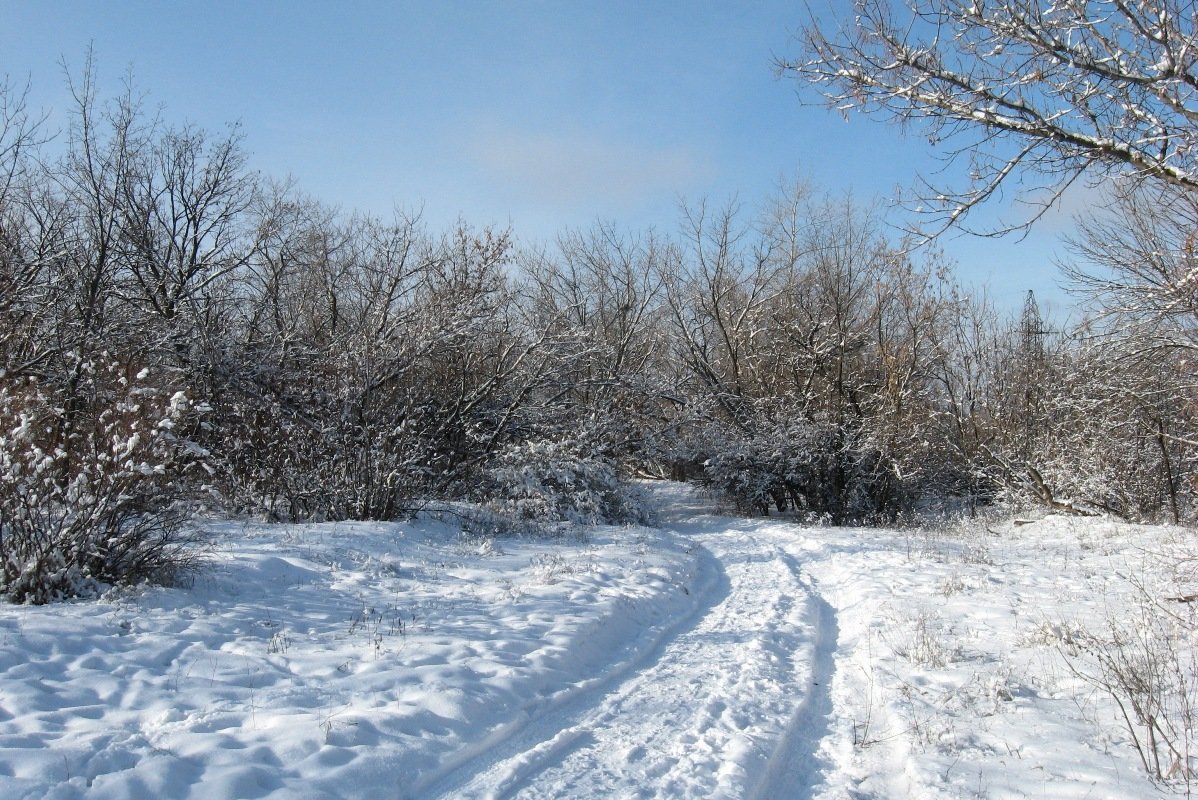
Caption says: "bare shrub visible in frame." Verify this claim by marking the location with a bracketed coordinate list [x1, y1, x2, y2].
[888, 609, 961, 669]
[1063, 583, 1198, 785]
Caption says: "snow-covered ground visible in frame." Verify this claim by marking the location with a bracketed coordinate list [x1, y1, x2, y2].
[0, 483, 1191, 798]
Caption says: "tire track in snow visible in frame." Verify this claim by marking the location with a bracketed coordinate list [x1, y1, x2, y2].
[438, 513, 837, 800]
[749, 548, 839, 800]
[413, 542, 730, 799]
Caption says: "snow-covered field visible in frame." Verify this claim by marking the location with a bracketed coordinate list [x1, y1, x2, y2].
[0, 483, 1191, 798]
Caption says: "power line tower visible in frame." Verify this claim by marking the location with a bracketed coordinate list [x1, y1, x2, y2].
[1018, 290, 1053, 461]
[1020, 290, 1047, 363]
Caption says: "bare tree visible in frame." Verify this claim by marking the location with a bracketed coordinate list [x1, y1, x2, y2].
[519, 223, 678, 467]
[116, 121, 256, 373]
[0, 59, 216, 600]
[780, 1, 1198, 236]
[664, 198, 782, 426]
[528, 223, 669, 406]
[1065, 183, 1198, 352]
[0, 77, 43, 209]
[663, 188, 966, 520]
[0, 81, 53, 378]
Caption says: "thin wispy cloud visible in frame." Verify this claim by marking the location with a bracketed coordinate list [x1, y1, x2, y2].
[467, 123, 715, 213]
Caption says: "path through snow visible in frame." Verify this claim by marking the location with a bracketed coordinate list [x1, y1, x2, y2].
[430, 494, 839, 799]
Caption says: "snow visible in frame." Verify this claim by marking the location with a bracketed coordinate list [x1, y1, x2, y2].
[0, 483, 1187, 798]
[802, 517, 1187, 799]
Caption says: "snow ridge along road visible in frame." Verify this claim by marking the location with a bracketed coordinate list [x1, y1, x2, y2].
[432, 490, 841, 800]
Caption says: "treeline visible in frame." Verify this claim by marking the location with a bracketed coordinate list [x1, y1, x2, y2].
[1, 77, 1194, 600]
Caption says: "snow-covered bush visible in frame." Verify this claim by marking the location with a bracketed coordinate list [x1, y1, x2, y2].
[211, 395, 429, 523]
[478, 438, 650, 531]
[701, 418, 835, 516]
[698, 415, 913, 524]
[0, 360, 210, 603]
[976, 340, 1196, 523]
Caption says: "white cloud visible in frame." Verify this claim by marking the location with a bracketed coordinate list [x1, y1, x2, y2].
[466, 123, 715, 213]
[1014, 179, 1111, 233]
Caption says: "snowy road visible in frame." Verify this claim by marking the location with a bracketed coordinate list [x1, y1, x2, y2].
[426, 499, 840, 800]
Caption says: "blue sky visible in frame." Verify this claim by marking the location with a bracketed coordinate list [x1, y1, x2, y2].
[1, 1, 1079, 312]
